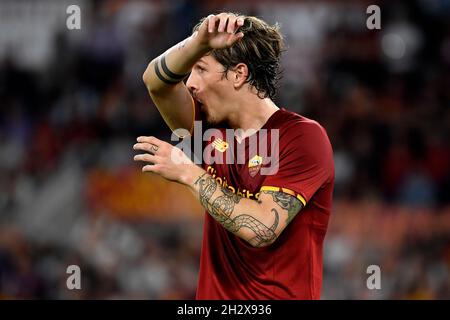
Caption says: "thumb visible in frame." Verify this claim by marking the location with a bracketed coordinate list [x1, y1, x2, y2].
[227, 32, 244, 46]
[235, 32, 244, 39]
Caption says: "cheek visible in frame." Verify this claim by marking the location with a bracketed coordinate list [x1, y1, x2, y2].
[203, 72, 231, 110]
[212, 76, 233, 99]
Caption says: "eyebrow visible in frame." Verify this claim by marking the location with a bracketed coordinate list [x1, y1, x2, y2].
[197, 58, 208, 66]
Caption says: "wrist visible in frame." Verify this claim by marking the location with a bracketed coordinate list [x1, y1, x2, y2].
[180, 164, 206, 187]
[191, 32, 212, 54]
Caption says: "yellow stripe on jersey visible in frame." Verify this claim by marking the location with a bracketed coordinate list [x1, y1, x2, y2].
[260, 186, 307, 207]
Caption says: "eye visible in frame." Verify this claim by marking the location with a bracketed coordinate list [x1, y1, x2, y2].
[196, 65, 206, 73]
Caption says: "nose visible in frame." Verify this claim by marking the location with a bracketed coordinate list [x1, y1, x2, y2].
[186, 73, 196, 94]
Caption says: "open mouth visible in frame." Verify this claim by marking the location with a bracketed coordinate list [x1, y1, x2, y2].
[192, 94, 204, 109]
[196, 99, 205, 112]
[192, 94, 208, 115]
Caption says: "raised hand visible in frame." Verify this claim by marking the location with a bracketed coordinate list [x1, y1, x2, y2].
[195, 13, 245, 50]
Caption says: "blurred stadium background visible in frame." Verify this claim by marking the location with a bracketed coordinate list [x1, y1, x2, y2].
[0, 0, 449, 299]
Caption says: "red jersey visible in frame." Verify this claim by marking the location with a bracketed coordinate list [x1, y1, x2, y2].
[191, 103, 334, 300]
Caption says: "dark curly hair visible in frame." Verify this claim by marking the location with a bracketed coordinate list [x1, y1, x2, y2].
[193, 14, 285, 100]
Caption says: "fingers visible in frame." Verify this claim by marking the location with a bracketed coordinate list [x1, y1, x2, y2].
[134, 136, 163, 154]
[133, 146, 161, 172]
[236, 16, 245, 29]
[233, 16, 245, 36]
[133, 147, 160, 172]
[226, 32, 244, 46]
[208, 13, 245, 34]
[133, 153, 158, 163]
[207, 14, 217, 33]
[142, 164, 160, 173]
[226, 15, 237, 33]
[136, 136, 161, 146]
[218, 14, 228, 33]
[133, 136, 166, 172]
[133, 142, 159, 154]
[232, 32, 245, 44]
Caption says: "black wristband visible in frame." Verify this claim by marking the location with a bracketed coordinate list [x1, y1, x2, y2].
[161, 55, 189, 80]
[154, 58, 180, 85]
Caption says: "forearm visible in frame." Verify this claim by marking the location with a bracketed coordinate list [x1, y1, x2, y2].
[184, 167, 280, 247]
[143, 33, 209, 92]
[133, 137, 303, 247]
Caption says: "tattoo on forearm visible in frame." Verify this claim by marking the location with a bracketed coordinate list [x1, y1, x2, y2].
[176, 38, 189, 51]
[195, 173, 217, 205]
[260, 190, 303, 225]
[194, 174, 281, 247]
[229, 209, 279, 247]
[194, 172, 208, 185]
[212, 188, 241, 216]
[154, 55, 189, 85]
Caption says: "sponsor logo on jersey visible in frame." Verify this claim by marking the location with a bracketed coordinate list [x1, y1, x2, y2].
[211, 138, 229, 152]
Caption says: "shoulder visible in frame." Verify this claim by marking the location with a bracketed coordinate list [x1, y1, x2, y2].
[263, 109, 335, 192]
[273, 109, 334, 169]
[270, 108, 330, 142]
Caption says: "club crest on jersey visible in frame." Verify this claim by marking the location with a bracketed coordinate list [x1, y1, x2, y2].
[248, 155, 263, 177]
[211, 138, 229, 152]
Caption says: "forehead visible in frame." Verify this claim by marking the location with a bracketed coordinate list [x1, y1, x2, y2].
[198, 55, 218, 66]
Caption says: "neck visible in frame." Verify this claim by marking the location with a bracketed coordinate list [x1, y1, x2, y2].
[227, 95, 279, 142]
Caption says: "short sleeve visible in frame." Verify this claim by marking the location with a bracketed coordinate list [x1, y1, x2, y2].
[261, 121, 334, 206]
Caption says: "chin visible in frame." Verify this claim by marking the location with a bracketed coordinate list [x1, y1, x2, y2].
[206, 117, 219, 126]
[206, 114, 226, 127]
[203, 111, 216, 125]
[202, 107, 226, 127]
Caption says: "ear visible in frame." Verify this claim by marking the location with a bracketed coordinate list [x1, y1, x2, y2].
[232, 63, 248, 89]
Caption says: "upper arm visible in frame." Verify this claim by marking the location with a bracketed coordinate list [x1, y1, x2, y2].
[250, 122, 333, 245]
[148, 84, 195, 137]
[262, 121, 334, 204]
[143, 61, 195, 137]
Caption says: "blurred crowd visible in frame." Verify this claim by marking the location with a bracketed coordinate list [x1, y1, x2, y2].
[0, 0, 449, 299]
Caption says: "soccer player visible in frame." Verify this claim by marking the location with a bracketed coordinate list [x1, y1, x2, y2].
[134, 13, 334, 299]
